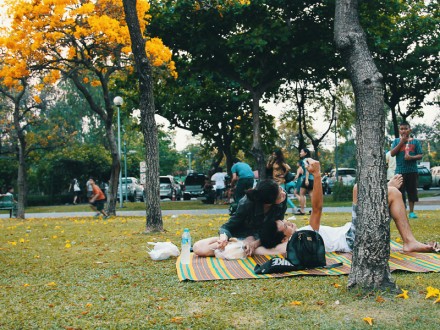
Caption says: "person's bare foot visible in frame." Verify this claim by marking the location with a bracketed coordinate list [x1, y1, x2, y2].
[388, 174, 403, 189]
[403, 241, 436, 253]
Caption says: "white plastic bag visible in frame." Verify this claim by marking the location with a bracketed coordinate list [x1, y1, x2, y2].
[214, 238, 246, 260]
[147, 242, 180, 261]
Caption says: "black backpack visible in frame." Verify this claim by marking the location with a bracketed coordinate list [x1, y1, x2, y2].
[254, 230, 342, 274]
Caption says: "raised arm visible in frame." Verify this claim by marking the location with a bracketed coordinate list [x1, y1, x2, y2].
[305, 158, 323, 231]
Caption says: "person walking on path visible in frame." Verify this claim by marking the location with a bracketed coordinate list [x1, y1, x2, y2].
[88, 178, 109, 219]
[230, 158, 255, 203]
[390, 121, 423, 219]
[266, 149, 296, 212]
[211, 167, 227, 205]
[69, 178, 81, 205]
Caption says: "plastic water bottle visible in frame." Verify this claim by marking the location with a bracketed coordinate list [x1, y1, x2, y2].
[181, 228, 191, 264]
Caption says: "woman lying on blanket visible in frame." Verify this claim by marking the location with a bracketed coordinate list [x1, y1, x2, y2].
[259, 158, 439, 254]
[193, 179, 290, 257]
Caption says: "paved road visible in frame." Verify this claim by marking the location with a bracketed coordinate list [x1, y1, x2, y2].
[1, 195, 439, 219]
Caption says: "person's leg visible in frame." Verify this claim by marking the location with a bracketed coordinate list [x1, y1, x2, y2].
[281, 184, 296, 211]
[388, 186, 432, 252]
[405, 172, 419, 216]
[193, 237, 220, 257]
[298, 187, 306, 213]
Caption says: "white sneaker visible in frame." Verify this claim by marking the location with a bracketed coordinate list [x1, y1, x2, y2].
[287, 215, 297, 221]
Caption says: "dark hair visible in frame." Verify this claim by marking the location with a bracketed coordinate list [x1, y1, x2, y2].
[259, 220, 285, 249]
[400, 121, 411, 128]
[301, 148, 311, 158]
[7, 186, 13, 191]
[274, 149, 285, 163]
[245, 179, 279, 204]
[232, 157, 241, 164]
[217, 167, 223, 173]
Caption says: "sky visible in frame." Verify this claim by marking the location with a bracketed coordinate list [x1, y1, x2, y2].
[160, 99, 439, 151]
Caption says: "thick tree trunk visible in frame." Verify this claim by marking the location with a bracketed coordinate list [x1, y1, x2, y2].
[123, 0, 163, 232]
[335, 0, 396, 291]
[105, 124, 120, 216]
[250, 91, 266, 180]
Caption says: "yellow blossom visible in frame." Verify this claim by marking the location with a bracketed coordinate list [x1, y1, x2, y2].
[425, 286, 440, 299]
[396, 289, 409, 299]
[363, 317, 374, 326]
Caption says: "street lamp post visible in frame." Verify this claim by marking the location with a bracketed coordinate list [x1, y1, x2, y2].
[124, 141, 128, 202]
[113, 96, 124, 208]
[334, 114, 338, 182]
[187, 152, 192, 174]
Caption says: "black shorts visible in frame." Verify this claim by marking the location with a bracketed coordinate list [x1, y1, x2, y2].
[400, 172, 419, 203]
[301, 179, 314, 190]
[90, 200, 105, 211]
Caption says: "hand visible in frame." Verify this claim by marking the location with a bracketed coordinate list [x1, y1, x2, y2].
[305, 179, 309, 186]
[400, 134, 409, 143]
[404, 154, 412, 161]
[217, 235, 229, 250]
[305, 158, 321, 175]
[243, 238, 259, 256]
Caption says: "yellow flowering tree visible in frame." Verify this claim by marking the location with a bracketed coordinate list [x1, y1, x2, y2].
[0, 0, 176, 215]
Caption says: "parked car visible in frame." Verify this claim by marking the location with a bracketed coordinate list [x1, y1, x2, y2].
[431, 166, 440, 187]
[327, 168, 356, 194]
[183, 173, 207, 200]
[160, 175, 182, 200]
[118, 177, 144, 202]
[418, 165, 432, 190]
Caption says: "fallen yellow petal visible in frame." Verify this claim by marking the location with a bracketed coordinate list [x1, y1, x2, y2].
[395, 237, 402, 243]
[333, 283, 341, 288]
[289, 301, 302, 306]
[396, 289, 409, 299]
[23, 283, 30, 287]
[47, 282, 57, 287]
[434, 297, 440, 304]
[363, 317, 374, 325]
[65, 243, 71, 248]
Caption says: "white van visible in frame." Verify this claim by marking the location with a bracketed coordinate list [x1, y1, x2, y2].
[431, 166, 440, 187]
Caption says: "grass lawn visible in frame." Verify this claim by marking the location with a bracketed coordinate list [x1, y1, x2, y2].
[1, 211, 439, 328]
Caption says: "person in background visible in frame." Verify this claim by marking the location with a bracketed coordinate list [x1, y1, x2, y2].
[86, 177, 93, 201]
[390, 121, 423, 219]
[211, 167, 227, 204]
[230, 158, 255, 203]
[88, 178, 109, 219]
[69, 178, 81, 205]
[266, 149, 296, 212]
[386, 150, 396, 182]
[296, 148, 314, 215]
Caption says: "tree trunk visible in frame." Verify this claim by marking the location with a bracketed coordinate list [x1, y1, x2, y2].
[334, 0, 396, 291]
[105, 124, 120, 216]
[123, 0, 163, 232]
[250, 90, 266, 180]
[14, 102, 26, 219]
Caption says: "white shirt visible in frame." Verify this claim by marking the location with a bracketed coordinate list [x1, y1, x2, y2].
[299, 222, 352, 253]
[386, 151, 396, 181]
[211, 172, 227, 189]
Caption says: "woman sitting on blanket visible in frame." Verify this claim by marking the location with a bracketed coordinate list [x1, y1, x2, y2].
[259, 158, 439, 254]
[193, 179, 289, 257]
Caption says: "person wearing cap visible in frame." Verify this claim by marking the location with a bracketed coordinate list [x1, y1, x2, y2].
[193, 179, 287, 257]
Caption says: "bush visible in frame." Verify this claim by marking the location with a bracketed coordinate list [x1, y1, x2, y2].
[332, 182, 353, 202]
[27, 193, 77, 206]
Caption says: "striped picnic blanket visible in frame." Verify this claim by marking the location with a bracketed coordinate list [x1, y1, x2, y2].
[176, 241, 440, 281]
